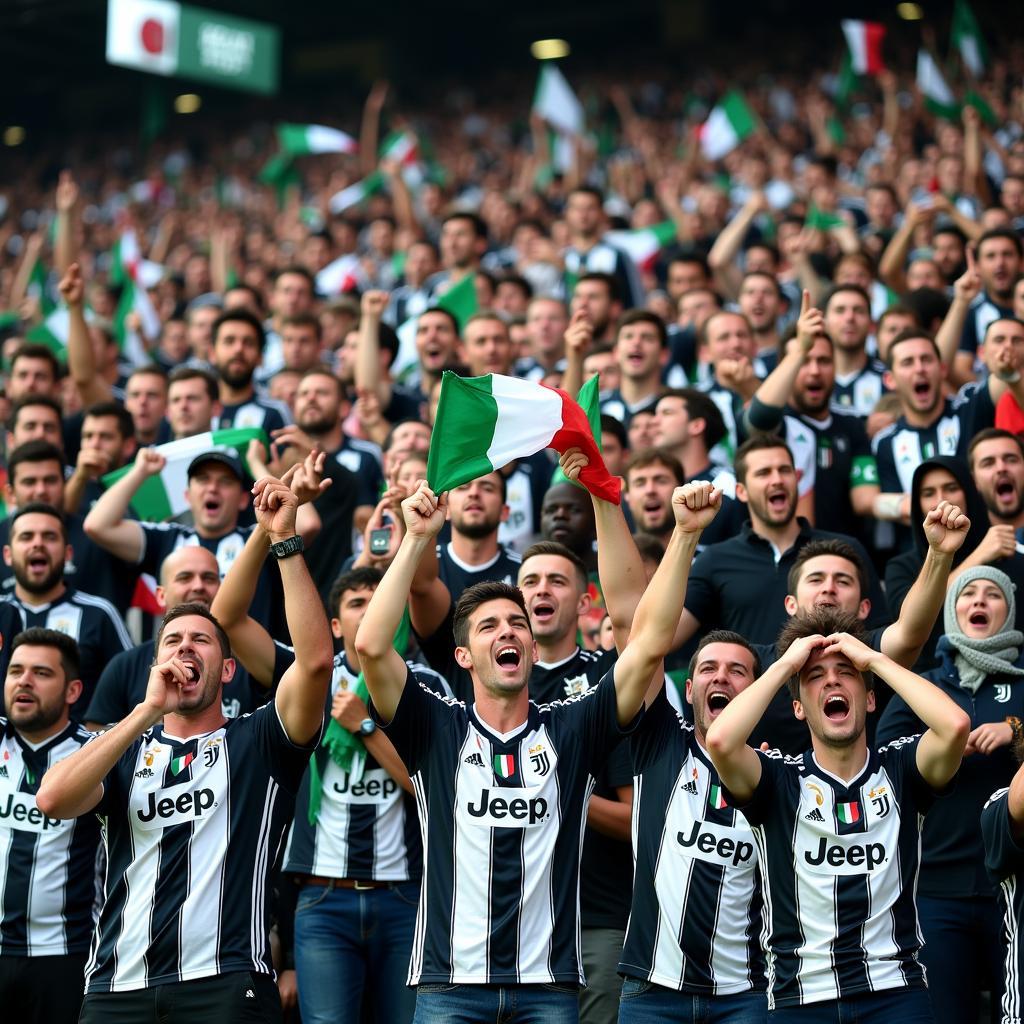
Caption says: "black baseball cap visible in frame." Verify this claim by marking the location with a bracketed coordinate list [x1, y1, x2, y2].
[187, 447, 245, 483]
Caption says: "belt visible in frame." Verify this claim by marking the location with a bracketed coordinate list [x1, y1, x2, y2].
[296, 875, 391, 891]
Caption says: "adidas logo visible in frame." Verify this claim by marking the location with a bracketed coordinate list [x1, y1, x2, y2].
[464, 753, 485, 767]
[681, 780, 698, 795]
[805, 807, 825, 822]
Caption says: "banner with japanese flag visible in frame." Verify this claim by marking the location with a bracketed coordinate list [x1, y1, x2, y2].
[427, 372, 621, 504]
[106, 0, 180, 76]
[277, 123, 358, 156]
[841, 20, 885, 76]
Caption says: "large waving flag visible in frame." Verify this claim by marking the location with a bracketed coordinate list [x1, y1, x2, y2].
[427, 372, 620, 504]
[698, 93, 756, 160]
[532, 65, 584, 136]
[277, 123, 358, 156]
[952, 0, 987, 77]
[101, 428, 269, 521]
[841, 20, 885, 76]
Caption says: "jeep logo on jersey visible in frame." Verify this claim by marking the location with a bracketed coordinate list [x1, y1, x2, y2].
[803, 835, 888, 875]
[333, 769, 399, 805]
[0, 790, 66, 834]
[465, 787, 550, 828]
[136, 787, 217, 829]
[675, 820, 755, 868]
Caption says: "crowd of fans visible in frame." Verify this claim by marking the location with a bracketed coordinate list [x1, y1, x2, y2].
[5, 30, 1024, 1024]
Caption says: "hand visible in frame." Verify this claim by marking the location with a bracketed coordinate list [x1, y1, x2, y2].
[778, 634, 828, 676]
[252, 476, 299, 542]
[362, 494, 406, 565]
[563, 309, 593, 356]
[962, 104, 981, 130]
[332, 689, 370, 731]
[55, 169, 79, 213]
[953, 248, 983, 304]
[976, 524, 1018, 563]
[270, 424, 317, 459]
[58, 263, 85, 308]
[715, 357, 755, 392]
[366, 79, 389, 110]
[132, 446, 166, 479]
[795, 289, 824, 355]
[277, 968, 298, 1012]
[354, 387, 384, 431]
[74, 447, 112, 481]
[360, 290, 388, 319]
[401, 482, 448, 540]
[143, 657, 192, 718]
[246, 438, 270, 476]
[922, 500, 970, 556]
[820, 632, 878, 673]
[672, 480, 722, 534]
[282, 448, 332, 505]
[746, 189, 769, 214]
[559, 446, 589, 482]
[964, 721, 1013, 757]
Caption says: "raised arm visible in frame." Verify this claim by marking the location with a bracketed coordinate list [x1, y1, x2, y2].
[359, 81, 388, 178]
[83, 447, 163, 562]
[708, 192, 767, 301]
[60, 262, 113, 408]
[560, 310, 592, 401]
[252, 476, 333, 745]
[406, 508, 451, 639]
[54, 170, 79, 275]
[612, 481, 720, 725]
[354, 290, 393, 410]
[881, 500, 969, 666]
[355, 482, 448, 721]
[936, 252, 982, 379]
[877, 201, 926, 293]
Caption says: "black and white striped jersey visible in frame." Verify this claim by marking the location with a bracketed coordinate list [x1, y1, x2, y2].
[279, 648, 450, 881]
[737, 736, 935, 1009]
[982, 787, 1024, 1024]
[0, 719, 101, 956]
[831, 359, 887, 419]
[620, 690, 764, 995]
[372, 666, 632, 985]
[84, 700, 318, 993]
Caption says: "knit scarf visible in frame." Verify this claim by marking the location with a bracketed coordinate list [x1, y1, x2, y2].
[943, 566, 1024, 694]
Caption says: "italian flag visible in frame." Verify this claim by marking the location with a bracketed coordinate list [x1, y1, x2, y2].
[112, 230, 163, 354]
[917, 51, 959, 120]
[698, 92, 756, 161]
[101, 428, 269, 522]
[315, 253, 366, 295]
[328, 171, 385, 214]
[170, 753, 194, 775]
[837, 801, 860, 824]
[532, 64, 584, 136]
[27, 308, 73, 359]
[493, 754, 515, 778]
[427, 372, 621, 504]
[277, 123, 358, 156]
[604, 221, 678, 273]
[708, 783, 728, 810]
[952, 0, 987, 77]
[381, 129, 419, 166]
[841, 20, 885, 76]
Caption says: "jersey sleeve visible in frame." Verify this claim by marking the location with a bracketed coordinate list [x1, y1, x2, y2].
[85, 654, 133, 725]
[245, 699, 322, 794]
[849, 426, 878, 488]
[728, 748, 785, 825]
[875, 694, 924, 747]
[982, 789, 1024, 882]
[137, 524, 182, 577]
[870, 430, 901, 493]
[93, 734, 146, 819]
[271, 642, 296, 689]
[682, 546, 719, 627]
[878, 733, 942, 812]
[629, 686, 679, 773]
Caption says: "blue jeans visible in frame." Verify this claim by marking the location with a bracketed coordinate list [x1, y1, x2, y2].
[916, 894, 1001, 1024]
[618, 977, 766, 1023]
[412, 982, 580, 1024]
[767, 986, 933, 1023]
[293, 880, 419, 1024]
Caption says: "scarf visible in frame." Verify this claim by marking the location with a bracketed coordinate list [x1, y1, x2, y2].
[306, 610, 410, 825]
[943, 566, 1024, 694]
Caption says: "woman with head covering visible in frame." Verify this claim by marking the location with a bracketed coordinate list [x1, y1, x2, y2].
[877, 566, 1024, 1024]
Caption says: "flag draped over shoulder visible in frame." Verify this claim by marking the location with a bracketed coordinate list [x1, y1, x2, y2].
[427, 372, 620, 504]
[101, 428, 269, 521]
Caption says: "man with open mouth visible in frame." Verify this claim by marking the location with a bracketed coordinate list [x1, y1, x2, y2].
[356, 477, 722, 1023]
[706, 600, 971, 1022]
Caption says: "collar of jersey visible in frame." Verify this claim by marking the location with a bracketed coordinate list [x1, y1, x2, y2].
[445, 542, 504, 573]
[534, 646, 582, 671]
[469, 704, 534, 744]
[809, 749, 871, 789]
[9, 720, 75, 753]
[155, 722, 225, 744]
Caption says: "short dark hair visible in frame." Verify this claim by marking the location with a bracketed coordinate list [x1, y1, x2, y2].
[127, 364, 168, 386]
[735, 434, 794, 485]
[787, 539, 867, 600]
[968, 427, 1024, 467]
[157, 602, 231, 658]
[688, 629, 761, 682]
[977, 227, 1024, 259]
[9, 394, 62, 431]
[599, 414, 628, 450]
[877, 304, 919, 332]
[632, 532, 666, 563]
[520, 540, 589, 591]
[377, 321, 401, 364]
[9, 501, 67, 542]
[418, 307, 460, 335]
[211, 307, 266, 353]
[84, 401, 135, 441]
[668, 253, 712, 281]
[496, 274, 533, 302]
[824, 283, 871, 313]
[10, 626, 80, 684]
[7, 440, 64, 483]
[452, 581, 529, 648]
[658, 387, 728, 451]
[10, 344, 60, 380]
[740, 270, 782, 298]
[10, 627, 80, 684]
[168, 366, 219, 401]
[443, 210, 488, 240]
[273, 265, 316, 291]
[616, 309, 667, 347]
[776, 608, 872, 698]
[983, 316, 1024, 344]
[885, 328, 940, 369]
[568, 184, 604, 205]
[281, 312, 322, 340]
[624, 447, 685, 486]
[575, 272, 621, 305]
[328, 567, 383, 617]
[298, 366, 345, 400]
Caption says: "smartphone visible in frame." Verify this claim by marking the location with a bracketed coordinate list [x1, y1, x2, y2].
[369, 528, 391, 555]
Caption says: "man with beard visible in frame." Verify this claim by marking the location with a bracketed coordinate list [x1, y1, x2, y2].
[539, 483, 597, 570]
[824, 285, 885, 420]
[706, 608, 969, 1020]
[400, 308, 459, 402]
[37, 475, 332, 1023]
[209, 308, 291, 434]
[678, 436, 885, 647]
[0, 504, 130, 715]
[738, 270, 786, 375]
[353, 478, 712, 1022]
[83, 546, 265, 731]
[0, 628, 101, 1023]
[968, 429, 1024, 532]
[571, 272, 623, 345]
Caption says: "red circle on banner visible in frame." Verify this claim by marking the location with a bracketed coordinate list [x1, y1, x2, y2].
[140, 18, 164, 55]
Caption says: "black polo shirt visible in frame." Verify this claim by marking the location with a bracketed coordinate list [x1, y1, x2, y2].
[683, 518, 887, 647]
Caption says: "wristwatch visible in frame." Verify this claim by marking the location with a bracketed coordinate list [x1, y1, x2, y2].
[270, 535, 304, 559]
[358, 718, 377, 737]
